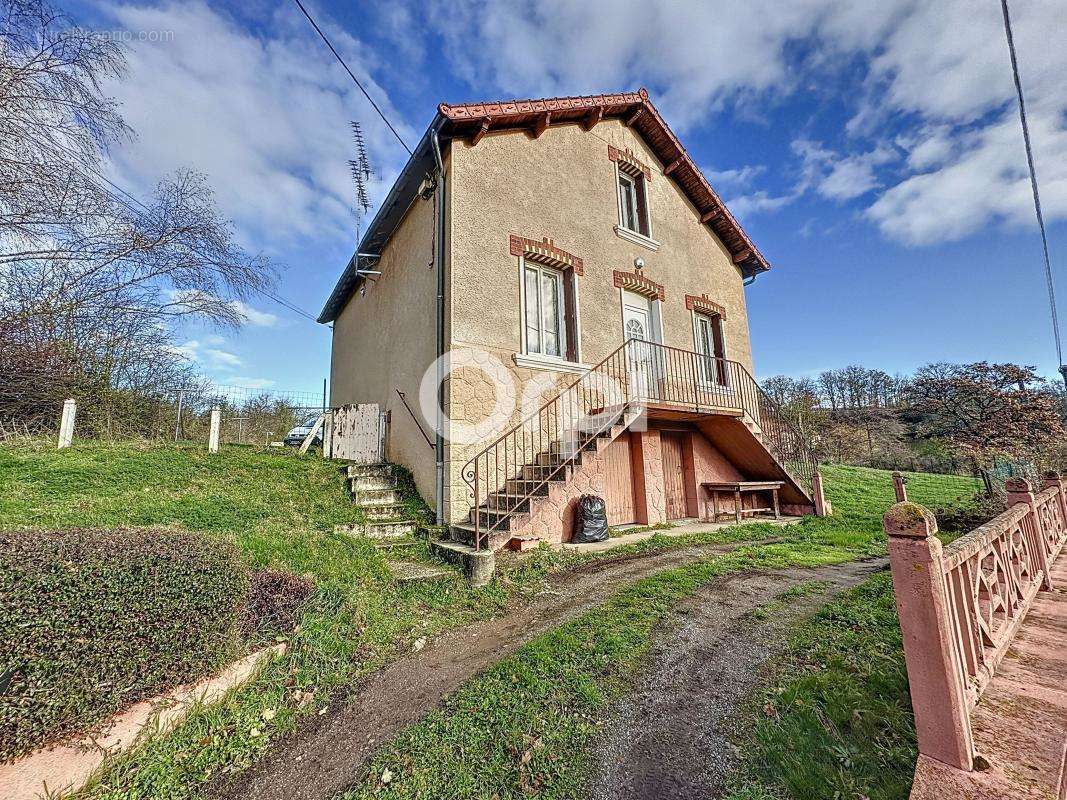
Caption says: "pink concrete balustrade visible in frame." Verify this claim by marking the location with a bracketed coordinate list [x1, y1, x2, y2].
[885, 475, 1067, 780]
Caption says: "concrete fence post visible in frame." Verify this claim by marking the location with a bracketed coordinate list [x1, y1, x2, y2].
[1006, 476, 1054, 591]
[208, 406, 221, 454]
[892, 470, 908, 503]
[884, 502, 975, 771]
[812, 470, 831, 516]
[57, 399, 76, 449]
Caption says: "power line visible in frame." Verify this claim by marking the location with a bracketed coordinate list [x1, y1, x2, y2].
[290, 0, 413, 156]
[13, 134, 323, 326]
[1000, 0, 1064, 386]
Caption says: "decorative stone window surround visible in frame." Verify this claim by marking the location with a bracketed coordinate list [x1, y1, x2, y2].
[609, 146, 659, 250]
[613, 269, 665, 301]
[511, 234, 585, 371]
[685, 293, 727, 320]
[508, 235, 583, 275]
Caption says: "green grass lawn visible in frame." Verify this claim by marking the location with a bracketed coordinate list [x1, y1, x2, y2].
[334, 464, 979, 800]
[725, 573, 913, 800]
[0, 440, 781, 798]
[0, 442, 979, 799]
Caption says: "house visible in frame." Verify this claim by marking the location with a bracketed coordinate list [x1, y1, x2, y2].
[319, 89, 821, 558]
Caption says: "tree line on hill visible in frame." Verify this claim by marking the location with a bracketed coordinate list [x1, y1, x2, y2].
[762, 363, 1065, 490]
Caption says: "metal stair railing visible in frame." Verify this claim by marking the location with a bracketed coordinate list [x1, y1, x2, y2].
[460, 339, 818, 549]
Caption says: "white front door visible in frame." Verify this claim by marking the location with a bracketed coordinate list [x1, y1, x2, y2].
[622, 292, 657, 399]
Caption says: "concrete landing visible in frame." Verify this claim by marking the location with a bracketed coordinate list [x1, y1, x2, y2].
[911, 557, 1067, 800]
[561, 516, 802, 554]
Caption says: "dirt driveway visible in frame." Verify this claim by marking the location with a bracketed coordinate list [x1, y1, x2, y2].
[210, 539, 775, 800]
[587, 557, 888, 800]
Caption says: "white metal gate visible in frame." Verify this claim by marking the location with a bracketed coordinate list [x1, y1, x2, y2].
[327, 403, 385, 463]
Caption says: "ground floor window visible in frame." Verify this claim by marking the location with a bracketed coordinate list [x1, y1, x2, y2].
[523, 261, 575, 360]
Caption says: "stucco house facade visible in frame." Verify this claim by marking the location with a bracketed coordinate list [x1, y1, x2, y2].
[320, 89, 819, 554]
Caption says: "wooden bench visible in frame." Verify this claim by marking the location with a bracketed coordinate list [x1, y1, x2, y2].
[701, 480, 784, 524]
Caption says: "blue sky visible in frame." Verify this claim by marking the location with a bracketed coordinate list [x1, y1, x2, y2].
[69, 0, 1067, 393]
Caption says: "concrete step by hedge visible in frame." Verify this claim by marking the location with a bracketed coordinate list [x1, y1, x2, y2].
[335, 519, 417, 539]
[430, 538, 495, 586]
[350, 475, 397, 492]
[363, 503, 411, 521]
[387, 559, 455, 583]
[344, 463, 393, 480]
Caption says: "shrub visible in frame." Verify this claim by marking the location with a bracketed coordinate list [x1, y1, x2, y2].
[240, 567, 314, 642]
[0, 527, 248, 761]
[931, 491, 1007, 535]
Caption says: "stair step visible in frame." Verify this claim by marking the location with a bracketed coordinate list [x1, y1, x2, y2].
[387, 559, 454, 583]
[448, 523, 511, 550]
[336, 519, 418, 539]
[506, 477, 554, 495]
[344, 463, 393, 480]
[353, 488, 400, 505]
[350, 475, 397, 492]
[373, 536, 421, 551]
[470, 508, 530, 531]
[485, 493, 532, 513]
[520, 463, 571, 481]
[363, 503, 411, 520]
[535, 450, 583, 467]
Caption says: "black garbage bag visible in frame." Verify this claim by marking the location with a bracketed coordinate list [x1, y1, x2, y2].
[572, 494, 609, 543]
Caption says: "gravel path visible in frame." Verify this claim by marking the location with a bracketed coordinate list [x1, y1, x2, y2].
[587, 557, 888, 800]
[209, 538, 776, 800]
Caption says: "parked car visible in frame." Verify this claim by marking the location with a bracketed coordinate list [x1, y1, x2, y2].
[284, 419, 322, 448]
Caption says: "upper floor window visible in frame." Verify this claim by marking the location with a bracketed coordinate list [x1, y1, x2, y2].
[617, 169, 650, 237]
[694, 312, 727, 384]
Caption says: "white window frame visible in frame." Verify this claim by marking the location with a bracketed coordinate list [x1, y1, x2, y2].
[613, 164, 659, 250]
[518, 256, 580, 365]
[691, 309, 728, 387]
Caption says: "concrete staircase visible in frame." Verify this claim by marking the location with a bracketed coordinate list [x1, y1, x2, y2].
[335, 462, 455, 583]
[446, 406, 641, 553]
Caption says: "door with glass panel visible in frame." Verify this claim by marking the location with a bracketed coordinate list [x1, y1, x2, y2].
[695, 313, 727, 390]
[622, 291, 658, 402]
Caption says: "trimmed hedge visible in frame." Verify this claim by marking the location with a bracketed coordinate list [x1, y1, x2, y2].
[0, 527, 249, 761]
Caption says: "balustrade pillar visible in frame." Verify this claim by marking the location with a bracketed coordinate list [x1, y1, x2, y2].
[1006, 477, 1054, 591]
[884, 502, 975, 771]
[1041, 472, 1067, 540]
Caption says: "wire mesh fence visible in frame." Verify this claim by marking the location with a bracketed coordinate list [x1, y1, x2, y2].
[0, 371, 327, 448]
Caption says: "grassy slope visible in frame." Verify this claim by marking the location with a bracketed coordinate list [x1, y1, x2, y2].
[0, 441, 766, 798]
[0, 444, 977, 799]
[336, 464, 978, 800]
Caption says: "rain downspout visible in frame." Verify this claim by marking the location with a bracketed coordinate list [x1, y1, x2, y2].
[431, 123, 446, 526]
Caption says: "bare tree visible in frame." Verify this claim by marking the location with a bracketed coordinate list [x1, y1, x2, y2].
[0, 0, 276, 437]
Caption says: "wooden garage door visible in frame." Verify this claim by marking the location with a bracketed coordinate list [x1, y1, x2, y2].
[661, 431, 687, 520]
[602, 432, 636, 526]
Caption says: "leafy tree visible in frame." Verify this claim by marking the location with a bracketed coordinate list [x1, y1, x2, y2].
[906, 362, 1063, 470]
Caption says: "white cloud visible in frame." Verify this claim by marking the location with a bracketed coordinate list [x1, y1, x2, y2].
[205, 348, 242, 368]
[229, 377, 277, 390]
[92, 1, 414, 252]
[230, 300, 279, 328]
[726, 190, 799, 220]
[793, 139, 896, 202]
[706, 164, 767, 189]
[419, 0, 1067, 247]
